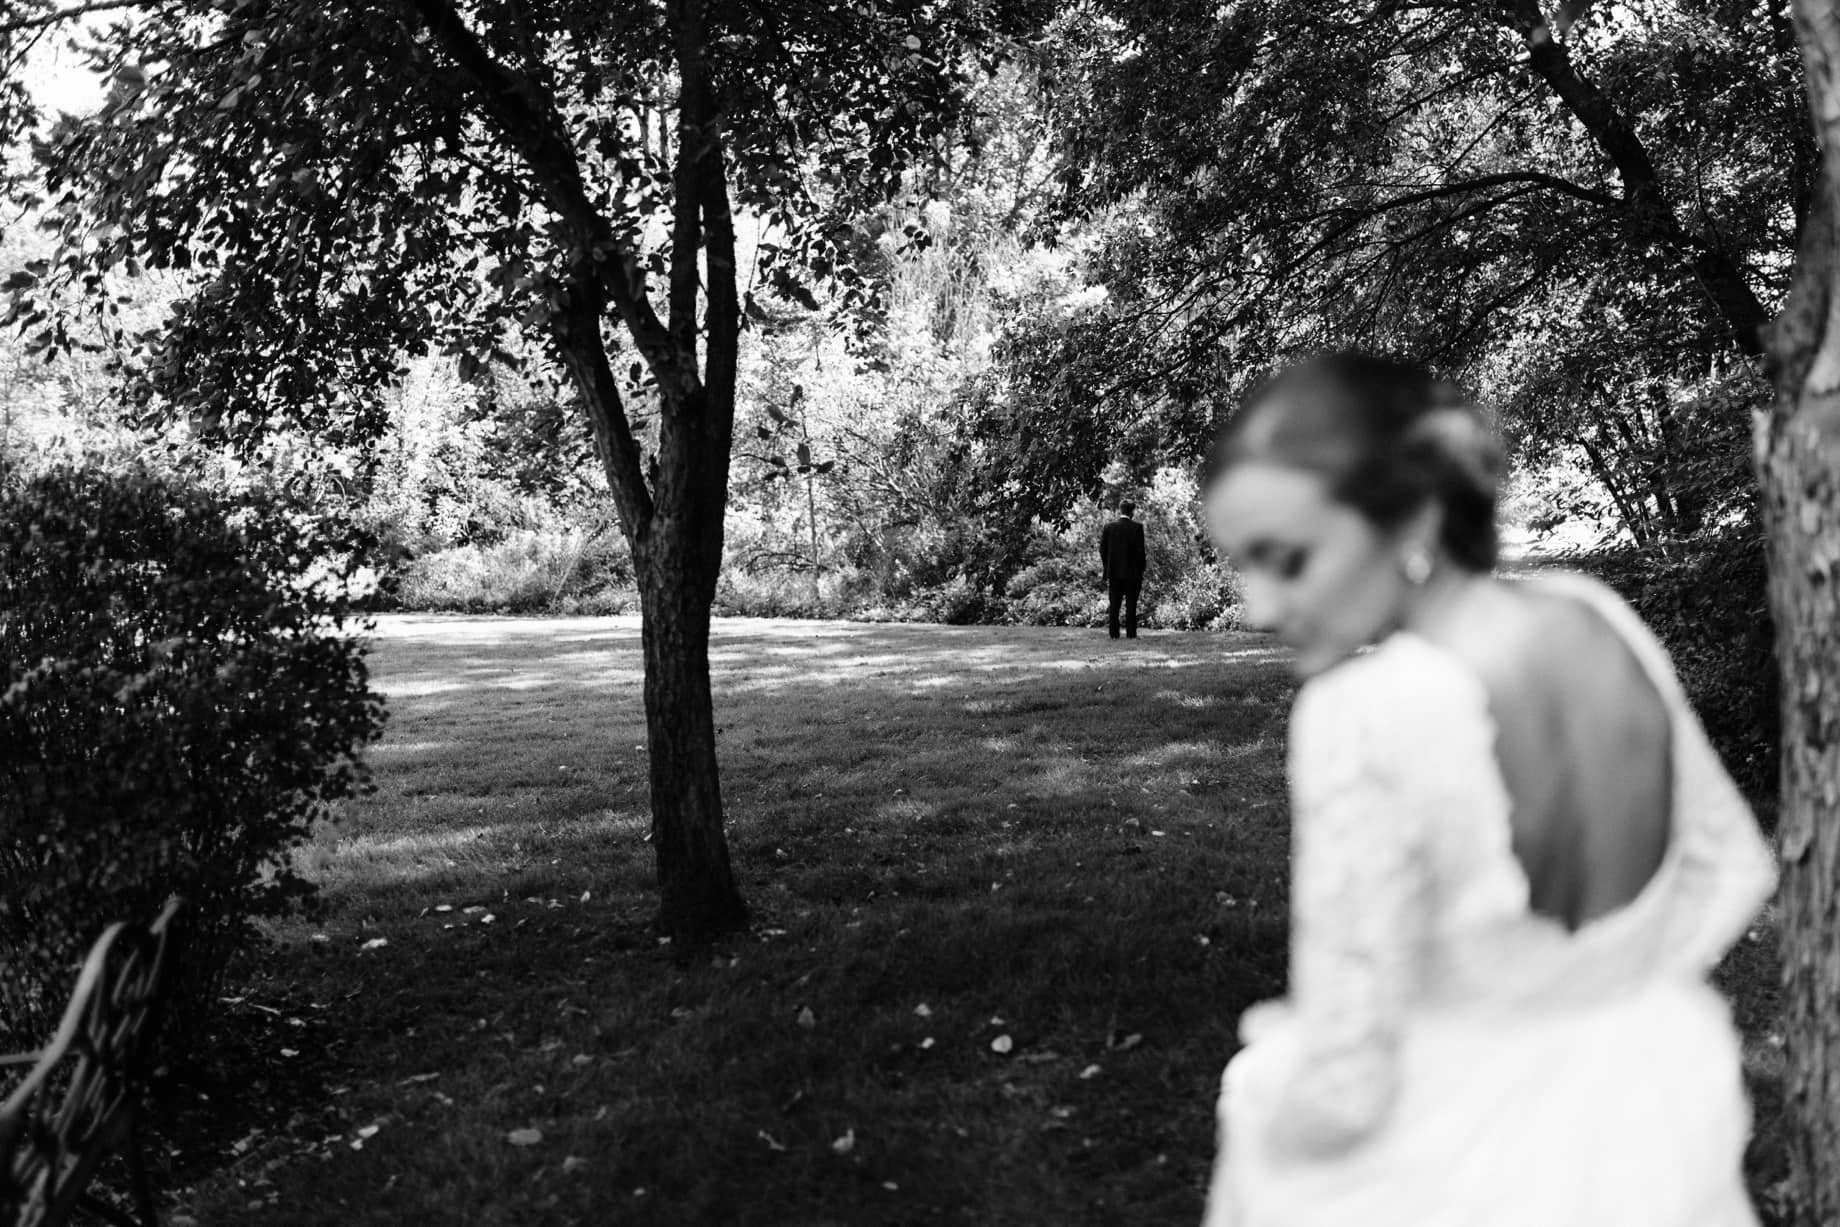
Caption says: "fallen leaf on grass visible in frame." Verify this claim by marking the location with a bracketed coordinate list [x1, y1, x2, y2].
[913, 1003, 932, 1018]
[562, 1156, 588, 1174]
[831, 1128, 855, 1155]
[360, 938, 388, 951]
[1079, 1064, 1102, 1080]
[507, 1128, 543, 1146]
[797, 1007, 816, 1030]
[758, 1130, 788, 1152]
[990, 1034, 1014, 1055]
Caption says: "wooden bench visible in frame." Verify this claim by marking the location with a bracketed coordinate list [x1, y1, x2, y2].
[0, 899, 182, 1227]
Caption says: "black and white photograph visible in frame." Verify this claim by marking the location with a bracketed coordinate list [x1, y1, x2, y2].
[1, 1, 1833, 1223]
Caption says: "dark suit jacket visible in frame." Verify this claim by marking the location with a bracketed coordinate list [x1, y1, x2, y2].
[1100, 517, 1147, 583]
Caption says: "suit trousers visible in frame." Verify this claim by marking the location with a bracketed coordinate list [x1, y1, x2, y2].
[1108, 577, 1141, 639]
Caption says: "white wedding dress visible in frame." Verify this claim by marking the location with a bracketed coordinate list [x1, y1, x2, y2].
[1203, 571, 1777, 1227]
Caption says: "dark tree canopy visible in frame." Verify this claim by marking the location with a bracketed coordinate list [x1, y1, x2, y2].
[961, 0, 1807, 534]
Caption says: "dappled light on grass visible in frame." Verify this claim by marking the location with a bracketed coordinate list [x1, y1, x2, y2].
[178, 617, 1300, 1225]
[176, 616, 1782, 1226]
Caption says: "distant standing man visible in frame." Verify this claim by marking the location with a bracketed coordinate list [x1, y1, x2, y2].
[1100, 500, 1147, 640]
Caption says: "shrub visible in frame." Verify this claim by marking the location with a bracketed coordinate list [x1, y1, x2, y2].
[0, 464, 386, 1048]
[1565, 524, 1777, 813]
[1004, 556, 1106, 627]
[889, 574, 1005, 625]
[1146, 564, 1241, 631]
[393, 528, 632, 613]
[714, 566, 877, 620]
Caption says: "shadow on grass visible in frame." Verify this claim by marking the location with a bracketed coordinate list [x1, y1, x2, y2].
[166, 616, 1784, 1227]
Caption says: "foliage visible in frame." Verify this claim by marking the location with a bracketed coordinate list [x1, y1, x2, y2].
[956, 0, 1805, 532]
[394, 528, 633, 615]
[2, 0, 1055, 936]
[1002, 555, 1107, 627]
[1568, 523, 1778, 809]
[0, 462, 385, 1047]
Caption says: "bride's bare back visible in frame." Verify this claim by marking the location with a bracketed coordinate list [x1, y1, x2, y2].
[1434, 581, 1673, 932]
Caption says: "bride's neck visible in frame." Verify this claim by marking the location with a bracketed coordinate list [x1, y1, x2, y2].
[1399, 565, 1497, 640]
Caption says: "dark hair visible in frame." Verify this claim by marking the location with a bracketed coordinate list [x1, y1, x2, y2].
[1119, 500, 1137, 516]
[1206, 351, 1501, 571]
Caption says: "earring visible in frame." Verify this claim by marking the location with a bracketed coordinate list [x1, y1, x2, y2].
[1401, 548, 1434, 586]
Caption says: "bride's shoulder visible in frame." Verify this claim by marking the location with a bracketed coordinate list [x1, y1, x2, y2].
[1289, 633, 1482, 746]
[1500, 571, 1665, 683]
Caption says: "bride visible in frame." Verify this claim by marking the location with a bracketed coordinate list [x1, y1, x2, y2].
[1199, 352, 1777, 1226]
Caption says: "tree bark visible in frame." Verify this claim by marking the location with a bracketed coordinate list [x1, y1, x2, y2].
[413, 0, 750, 940]
[635, 525, 747, 937]
[1762, 5, 1840, 1219]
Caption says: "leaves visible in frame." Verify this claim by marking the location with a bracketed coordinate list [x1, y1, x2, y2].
[6, 0, 1043, 463]
[0, 464, 385, 1046]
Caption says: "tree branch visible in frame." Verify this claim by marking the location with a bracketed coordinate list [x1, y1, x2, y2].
[553, 254, 655, 542]
[1320, 170, 1621, 216]
[1497, 0, 1769, 356]
[0, 0, 151, 35]
[403, 0, 693, 390]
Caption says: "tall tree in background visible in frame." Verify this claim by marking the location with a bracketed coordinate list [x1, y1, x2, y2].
[1764, 3, 1840, 1219]
[993, 0, 1806, 527]
[0, 0, 1038, 937]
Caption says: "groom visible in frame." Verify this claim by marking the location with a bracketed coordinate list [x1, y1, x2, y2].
[1100, 500, 1147, 640]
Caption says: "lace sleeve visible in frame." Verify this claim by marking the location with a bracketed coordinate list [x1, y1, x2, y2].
[1267, 665, 1434, 1159]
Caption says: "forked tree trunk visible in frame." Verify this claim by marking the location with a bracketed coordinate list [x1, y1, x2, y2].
[635, 530, 747, 939]
[1763, 5, 1840, 1219]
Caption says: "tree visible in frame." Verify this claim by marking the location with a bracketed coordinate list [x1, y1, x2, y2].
[1, 0, 1040, 937]
[986, 0, 1806, 528]
[1762, 3, 1840, 1219]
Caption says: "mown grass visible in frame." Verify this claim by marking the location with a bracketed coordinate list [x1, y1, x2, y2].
[164, 617, 1785, 1226]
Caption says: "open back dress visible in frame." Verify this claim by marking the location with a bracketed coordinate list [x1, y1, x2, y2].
[1202, 571, 1777, 1227]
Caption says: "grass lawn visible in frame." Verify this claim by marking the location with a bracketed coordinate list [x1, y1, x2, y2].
[165, 616, 1786, 1226]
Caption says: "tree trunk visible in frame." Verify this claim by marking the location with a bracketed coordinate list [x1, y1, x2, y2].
[635, 531, 748, 940]
[1763, 7, 1840, 1217]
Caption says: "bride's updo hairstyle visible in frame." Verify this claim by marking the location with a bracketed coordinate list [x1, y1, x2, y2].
[1207, 351, 1502, 572]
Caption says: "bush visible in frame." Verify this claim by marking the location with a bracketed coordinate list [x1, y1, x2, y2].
[392, 528, 633, 613]
[1004, 557, 1106, 627]
[1566, 524, 1776, 812]
[713, 566, 877, 620]
[1146, 563, 1242, 631]
[0, 464, 386, 1048]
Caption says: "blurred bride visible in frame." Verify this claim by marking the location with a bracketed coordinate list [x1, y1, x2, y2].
[1199, 352, 1776, 1226]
